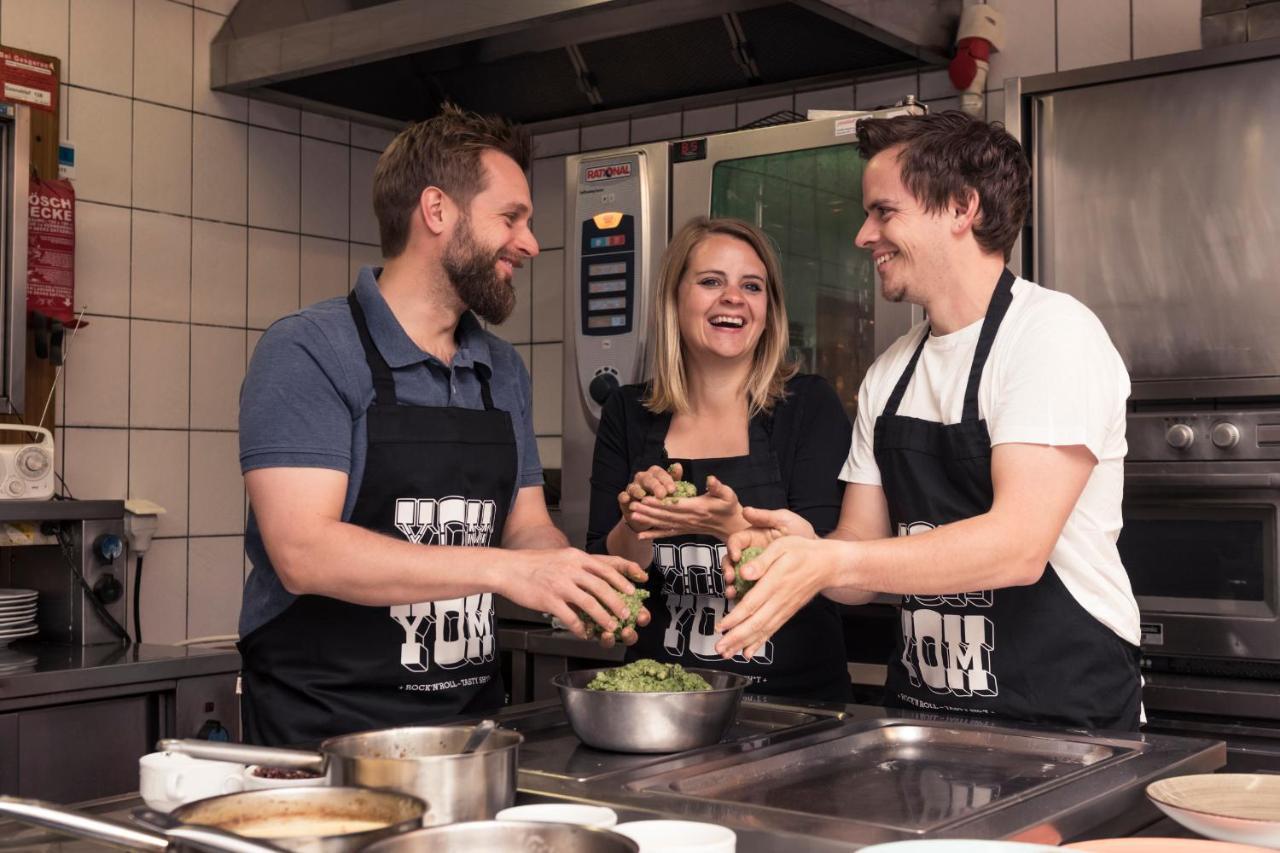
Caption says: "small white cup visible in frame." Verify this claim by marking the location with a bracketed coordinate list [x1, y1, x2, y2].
[242, 764, 328, 791]
[138, 751, 246, 813]
[614, 820, 736, 853]
[496, 803, 618, 828]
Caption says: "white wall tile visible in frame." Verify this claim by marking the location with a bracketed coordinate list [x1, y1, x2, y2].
[302, 112, 349, 144]
[188, 536, 244, 637]
[923, 96, 962, 113]
[130, 320, 190, 428]
[1134, 0, 1202, 59]
[856, 74, 918, 110]
[351, 123, 395, 153]
[2, 0, 69, 66]
[189, 431, 244, 535]
[533, 127, 579, 158]
[531, 249, 564, 342]
[192, 220, 247, 326]
[349, 148, 380, 246]
[491, 261, 531, 345]
[134, 0, 192, 109]
[301, 138, 350, 239]
[986, 0, 1058, 90]
[918, 69, 955, 102]
[64, 315, 130, 426]
[682, 104, 735, 136]
[1058, 0, 1130, 71]
[191, 325, 244, 430]
[131, 211, 191, 322]
[247, 127, 300, 231]
[536, 436, 561, 470]
[129, 429, 188, 536]
[247, 229, 299, 329]
[63, 427, 127, 499]
[531, 343, 563, 435]
[194, 8, 246, 121]
[195, 0, 237, 16]
[531, 156, 566, 251]
[192, 114, 247, 223]
[796, 84, 855, 116]
[68, 89, 132, 206]
[300, 237, 349, 307]
[631, 112, 681, 143]
[137, 538, 187, 644]
[580, 121, 629, 152]
[737, 95, 794, 127]
[248, 99, 299, 133]
[70, 0, 132, 96]
[133, 102, 192, 215]
[75, 202, 131, 317]
[349, 243, 382, 283]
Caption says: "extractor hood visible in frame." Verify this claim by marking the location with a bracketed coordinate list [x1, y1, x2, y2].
[211, 0, 958, 127]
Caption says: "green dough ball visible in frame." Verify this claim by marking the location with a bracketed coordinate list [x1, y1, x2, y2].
[577, 588, 650, 640]
[586, 658, 712, 692]
[733, 546, 765, 598]
[661, 464, 697, 504]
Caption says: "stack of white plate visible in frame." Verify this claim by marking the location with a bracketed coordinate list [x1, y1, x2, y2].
[0, 588, 38, 646]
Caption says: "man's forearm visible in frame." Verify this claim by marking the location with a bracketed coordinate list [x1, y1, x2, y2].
[503, 522, 569, 550]
[820, 524, 877, 604]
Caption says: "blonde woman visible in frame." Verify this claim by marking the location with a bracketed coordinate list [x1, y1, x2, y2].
[586, 217, 853, 700]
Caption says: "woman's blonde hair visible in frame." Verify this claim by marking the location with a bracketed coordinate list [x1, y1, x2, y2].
[644, 216, 796, 417]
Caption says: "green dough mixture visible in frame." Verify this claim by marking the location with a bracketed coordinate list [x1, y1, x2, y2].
[578, 588, 650, 640]
[586, 658, 712, 692]
[733, 546, 765, 598]
[661, 464, 698, 504]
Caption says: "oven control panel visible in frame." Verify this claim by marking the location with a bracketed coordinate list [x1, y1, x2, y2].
[1128, 410, 1280, 461]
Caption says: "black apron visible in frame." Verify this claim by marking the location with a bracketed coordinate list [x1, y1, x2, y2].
[876, 269, 1141, 730]
[239, 293, 516, 746]
[630, 410, 852, 702]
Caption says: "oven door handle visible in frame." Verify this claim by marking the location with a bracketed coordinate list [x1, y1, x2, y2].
[1125, 472, 1280, 488]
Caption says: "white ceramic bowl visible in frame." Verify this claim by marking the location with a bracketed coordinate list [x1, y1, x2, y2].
[614, 820, 735, 853]
[242, 764, 328, 791]
[496, 803, 618, 828]
[1147, 773, 1280, 849]
[138, 751, 245, 813]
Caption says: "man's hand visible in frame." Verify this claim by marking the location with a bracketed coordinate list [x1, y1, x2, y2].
[627, 476, 748, 541]
[720, 506, 817, 593]
[715, 536, 849, 660]
[504, 548, 650, 646]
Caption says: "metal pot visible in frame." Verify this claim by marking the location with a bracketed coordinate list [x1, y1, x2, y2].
[162, 722, 520, 825]
[362, 820, 640, 853]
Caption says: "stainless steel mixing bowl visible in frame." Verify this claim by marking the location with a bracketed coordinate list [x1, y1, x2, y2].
[553, 667, 750, 753]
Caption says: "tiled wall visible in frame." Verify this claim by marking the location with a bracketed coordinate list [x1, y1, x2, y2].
[0, 0, 391, 644]
[504, 0, 1202, 516]
[0, 0, 1201, 644]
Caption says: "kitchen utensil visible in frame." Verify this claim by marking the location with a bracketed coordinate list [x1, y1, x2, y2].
[614, 819, 736, 852]
[459, 718, 496, 754]
[0, 795, 285, 852]
[162, 722, 519, 825]
[1147, 773, 1280, 849]
[496, 803, 618, 827]
[553, 667, 750, 753]
[139, 750, 247, 812]
[362, 819, 639, 852]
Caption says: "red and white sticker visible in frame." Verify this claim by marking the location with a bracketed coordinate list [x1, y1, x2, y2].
[585, 162, 632, 182]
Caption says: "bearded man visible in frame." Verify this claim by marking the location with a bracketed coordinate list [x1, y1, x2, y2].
[237, 104, 647, 746]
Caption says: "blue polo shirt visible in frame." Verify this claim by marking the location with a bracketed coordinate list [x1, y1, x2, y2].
[238, 267, 542, 636]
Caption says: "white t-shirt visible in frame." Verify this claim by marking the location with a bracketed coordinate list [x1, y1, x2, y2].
[840, 277, 1140, 646]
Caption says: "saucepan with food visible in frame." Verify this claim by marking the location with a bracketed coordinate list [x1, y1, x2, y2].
[363, 819, 639, 853]
[554, 660, 750, 753]
[161, 721, 519, 825]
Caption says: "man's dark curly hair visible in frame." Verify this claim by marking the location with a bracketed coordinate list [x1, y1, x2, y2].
[856, 110, 1030, 262]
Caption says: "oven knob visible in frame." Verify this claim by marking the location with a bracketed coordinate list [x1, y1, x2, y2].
[588, 371, 619, 405]
[1211, 422, 1240, 449]
[1165, 423, 1195, 450]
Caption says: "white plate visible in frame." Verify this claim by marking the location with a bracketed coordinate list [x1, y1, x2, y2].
[857, 843, 1062, 852]
[1147, 774, 1280, 849]
[0, 589, 37, 603]
[0, 610, 37, 623]
[0, 624, 37, 640]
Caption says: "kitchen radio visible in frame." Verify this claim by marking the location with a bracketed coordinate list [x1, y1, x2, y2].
[0, 425, 55, 499]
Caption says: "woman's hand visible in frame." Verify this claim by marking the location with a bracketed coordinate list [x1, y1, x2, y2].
[617, 463, 681, 534]
[627, 476, 748, 541]
[715, 536, 851, 660]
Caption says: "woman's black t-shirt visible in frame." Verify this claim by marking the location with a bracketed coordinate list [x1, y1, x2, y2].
[585, 373, 854, 701]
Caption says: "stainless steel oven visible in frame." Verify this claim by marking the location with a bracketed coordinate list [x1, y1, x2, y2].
[1122, 410, 1280, 668]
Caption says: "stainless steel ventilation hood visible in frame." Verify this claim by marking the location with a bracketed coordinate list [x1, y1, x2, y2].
[210, 0, 958, 128]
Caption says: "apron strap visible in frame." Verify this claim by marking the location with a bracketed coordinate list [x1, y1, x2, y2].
[961, 267, 1017, 423]
[477, 367, 496, 411]
[883, 328, 930, 417]
[348, 291, 398, 407]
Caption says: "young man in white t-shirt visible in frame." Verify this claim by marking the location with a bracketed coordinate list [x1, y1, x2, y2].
[717, 111, 1142, 730]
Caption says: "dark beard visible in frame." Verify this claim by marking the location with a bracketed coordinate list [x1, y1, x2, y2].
[442, 215, 515, 325]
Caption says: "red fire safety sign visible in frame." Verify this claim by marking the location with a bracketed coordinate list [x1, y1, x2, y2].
[0, 49, 56, 112]
[27, 177, 75, 324]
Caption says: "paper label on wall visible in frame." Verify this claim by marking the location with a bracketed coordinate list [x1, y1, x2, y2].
[0, 49, 56, 113]
[27, 177, 76, 324]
